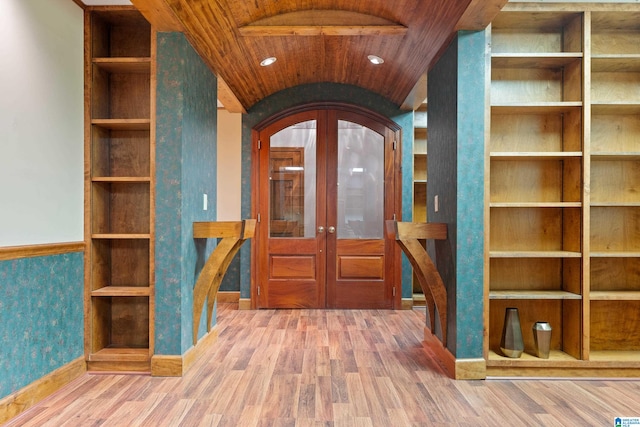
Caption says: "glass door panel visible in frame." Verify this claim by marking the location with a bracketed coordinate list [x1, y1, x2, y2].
[337, 120, 384, 239]
[269, 120, 316, 238]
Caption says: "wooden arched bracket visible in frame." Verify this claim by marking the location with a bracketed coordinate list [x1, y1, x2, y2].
[192, 220, 256, 345]
[386, 221, 448, 346]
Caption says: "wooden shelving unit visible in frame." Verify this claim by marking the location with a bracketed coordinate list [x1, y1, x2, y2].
[84, 7, 155, 372]
[413, 103, 427, 303]
[489, 8, 585, 369]
[413, 103, 428, 223]
[589, 9, 640, 362]
[487, 3, 640, 376]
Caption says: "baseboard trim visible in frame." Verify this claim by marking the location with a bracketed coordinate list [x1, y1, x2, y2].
[151, 326, 220, 377]
[423, 327, 486, 380]
[401, 298, 413, 310]
[217, 291, 240, 304]
[0, 356, 86, 424]
[453, 358, 487, 380]
[238, 298, 251, 310]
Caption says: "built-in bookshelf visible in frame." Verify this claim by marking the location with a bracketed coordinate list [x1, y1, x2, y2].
[487, 3, 640, 376]
[413, 103, 427, 303]
[589, 9, 640, 361]
[84, 7, 155, 372]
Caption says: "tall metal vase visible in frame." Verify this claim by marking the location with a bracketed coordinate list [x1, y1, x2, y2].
[500, 307, 524, 358]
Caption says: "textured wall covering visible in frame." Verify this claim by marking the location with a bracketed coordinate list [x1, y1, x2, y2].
[218, 259, 239, 292]
[239, 83, 414, 300]
[455, 30, 488, 359]
[428, 35, 458, 349]
[0, 252, 83, 399]
[155, 33, 218, 355]
[428, 31, 487, 358]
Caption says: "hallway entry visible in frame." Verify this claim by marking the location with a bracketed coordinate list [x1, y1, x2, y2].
[253, 106, 402, 309]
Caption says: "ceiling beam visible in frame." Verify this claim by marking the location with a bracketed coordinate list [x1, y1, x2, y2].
[130, 0, 183, 31]
[456, 0, 509, 30]
[247, 9, 399, 26]
[240, 10, 407, 38]
[239, 25, 407, 37]
[400, 73, 428, 111]
[217, 77, 246, 114]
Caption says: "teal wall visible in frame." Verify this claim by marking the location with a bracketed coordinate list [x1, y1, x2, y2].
[0, 0, 84, 402]
[238, 83, 415, 301]
[219, 259, 240, 292]
[0, 252, 84, 399]
[427, 31, 487, 358]
[155, 33, 218, 355]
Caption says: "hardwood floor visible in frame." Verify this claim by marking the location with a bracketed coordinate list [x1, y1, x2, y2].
[5, 304, 640, 426]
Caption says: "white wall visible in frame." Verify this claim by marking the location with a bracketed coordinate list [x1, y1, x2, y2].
[0, 0, 84, 246]
[216, 110, 242, 220]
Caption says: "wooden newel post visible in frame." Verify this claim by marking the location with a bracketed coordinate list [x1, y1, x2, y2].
[385, 220, 448, 346]
[192, 219, 256, 345]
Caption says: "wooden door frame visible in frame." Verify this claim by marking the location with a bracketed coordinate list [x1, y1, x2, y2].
[250, 102, 403, 309]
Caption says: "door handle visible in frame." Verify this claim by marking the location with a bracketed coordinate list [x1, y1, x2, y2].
[327, 226, 336, 234]
[317, 226, 325, 234]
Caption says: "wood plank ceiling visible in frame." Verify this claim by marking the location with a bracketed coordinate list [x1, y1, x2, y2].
[131, 0, 507, 112]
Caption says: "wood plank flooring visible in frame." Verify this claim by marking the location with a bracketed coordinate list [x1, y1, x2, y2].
[5, 304, 640, 426]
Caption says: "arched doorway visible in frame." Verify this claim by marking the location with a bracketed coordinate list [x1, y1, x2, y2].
[252, 104, 402, 309]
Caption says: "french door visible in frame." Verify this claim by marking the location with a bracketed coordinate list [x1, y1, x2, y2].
[254, 107, 401, 309]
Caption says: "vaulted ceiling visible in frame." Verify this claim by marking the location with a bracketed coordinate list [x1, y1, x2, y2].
[129, 0, 507, 112]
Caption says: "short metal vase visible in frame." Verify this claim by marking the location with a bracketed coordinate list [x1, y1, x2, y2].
[532, 321, 552, 359]
[500, 307, 524, 358]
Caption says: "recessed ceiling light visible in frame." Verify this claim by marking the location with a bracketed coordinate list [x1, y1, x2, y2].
[368, 55, 384, 65]
[260, 57, 277, 67]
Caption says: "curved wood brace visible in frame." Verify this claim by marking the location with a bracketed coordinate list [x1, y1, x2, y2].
[192, 220, 256, 345]
[386, 221, 448, 346]
[400, 239, 448, 345]
[403, 239, 438, 329]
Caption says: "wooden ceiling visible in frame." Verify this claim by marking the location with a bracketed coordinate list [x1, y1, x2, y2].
[130, 0, 507, 112]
